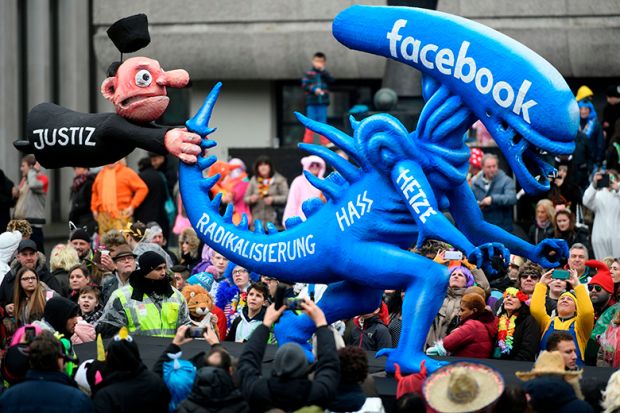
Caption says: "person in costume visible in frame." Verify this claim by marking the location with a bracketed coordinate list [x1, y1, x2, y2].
[530, 268, 595, 366]
[16, 14, 202, 169]
[96, 251, 189, 338]
[282, 155, 326, 226]
[493, 287, 539, 361]
[91, 161, 148, 237]
[243, 155, 289, 229]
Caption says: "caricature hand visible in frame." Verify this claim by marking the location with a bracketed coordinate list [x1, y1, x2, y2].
[165, 128, 202, 164]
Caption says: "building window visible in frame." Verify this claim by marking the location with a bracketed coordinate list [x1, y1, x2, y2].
[276, 79, 381, 148]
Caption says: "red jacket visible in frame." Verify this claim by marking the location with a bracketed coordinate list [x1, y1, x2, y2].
[443, 311, 497, 358]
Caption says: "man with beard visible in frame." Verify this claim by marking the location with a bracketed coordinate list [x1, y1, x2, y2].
[69, 228, 93, 264]
[587, 261, 616, 322]
[97, 251, 189, 338]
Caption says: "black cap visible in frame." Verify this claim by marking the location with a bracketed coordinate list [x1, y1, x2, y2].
[17, 239, 37, 253]
[70, 228, 90, 243]
[606, 85, 620, 99]
[106, 14, 151, 54]
[132, 251, 166, 277]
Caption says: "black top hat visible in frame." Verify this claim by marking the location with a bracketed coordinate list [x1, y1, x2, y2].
[107, 14, 151, 54]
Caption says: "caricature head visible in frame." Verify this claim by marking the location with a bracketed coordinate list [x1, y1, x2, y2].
[101, 57, 189, 123]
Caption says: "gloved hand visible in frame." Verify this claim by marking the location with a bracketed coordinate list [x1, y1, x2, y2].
[425, 341, 447, 357]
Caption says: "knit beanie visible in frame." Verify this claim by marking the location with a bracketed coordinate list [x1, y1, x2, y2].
[70, 228, 90, 243]
[272, 342, 309, 379]
[106, 328, 142, 372]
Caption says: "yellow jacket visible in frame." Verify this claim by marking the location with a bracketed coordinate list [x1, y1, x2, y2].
[530, 283, 594, 358]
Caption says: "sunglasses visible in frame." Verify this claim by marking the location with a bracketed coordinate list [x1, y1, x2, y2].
[309, 162, 321, 168]
[520, 275, 540, 280]
[588, 285, 604, 293]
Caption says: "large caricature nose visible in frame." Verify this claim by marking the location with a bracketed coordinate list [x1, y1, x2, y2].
[156, 69, 190, 88]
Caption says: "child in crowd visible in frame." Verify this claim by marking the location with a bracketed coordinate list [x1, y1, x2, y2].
[77, 286, 103, 325]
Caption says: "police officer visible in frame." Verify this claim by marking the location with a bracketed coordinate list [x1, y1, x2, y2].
[97, 251, 189, 338]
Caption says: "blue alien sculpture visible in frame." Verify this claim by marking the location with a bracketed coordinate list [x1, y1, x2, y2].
[179, 6, 578, 373]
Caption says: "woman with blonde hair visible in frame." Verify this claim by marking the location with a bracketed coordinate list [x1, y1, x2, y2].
[528, 199, 556, 244]
[601, 369, 620, 413]
[8, 267, 56, 327]
[179, 227, 201, 271]
[49, 243, 80, 297]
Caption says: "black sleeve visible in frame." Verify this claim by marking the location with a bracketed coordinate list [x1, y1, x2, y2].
[513, 316, 540, 362]
[0, 176, 15, 209]
[0, 273, 11, 307]
[237, 324, 272, 407]
[307, 325, 341, 407]
[152, 343, 182, 377]
[22, 103, 169, 169]
[226, 317, 240, 342]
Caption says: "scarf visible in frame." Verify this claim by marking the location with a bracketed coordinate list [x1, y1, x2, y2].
[99, 165, 119, 216]
[257, 177, 272, 198]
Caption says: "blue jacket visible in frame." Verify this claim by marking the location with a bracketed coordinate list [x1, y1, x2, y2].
[0, 370, 94, 413]
[470, 169, 517, 231]
[302, 67, 334, 106]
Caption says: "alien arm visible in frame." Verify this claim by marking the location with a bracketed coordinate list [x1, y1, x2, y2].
[390, 160, 476, 256]
[448, 181, 539, 260]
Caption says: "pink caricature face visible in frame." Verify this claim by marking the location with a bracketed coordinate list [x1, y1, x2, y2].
[101, 57, 189, 122]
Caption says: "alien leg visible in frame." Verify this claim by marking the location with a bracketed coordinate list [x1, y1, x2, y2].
[334, 243, 450, 374]
[274, 280, 383, 359]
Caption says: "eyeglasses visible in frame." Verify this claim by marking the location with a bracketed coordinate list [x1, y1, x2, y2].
[21, 277, 36, 282]
[114, 255, 135, 263]
[520, 274, 540, 280]
[232, 269, 248, 275]
[588, 285, 603, 293]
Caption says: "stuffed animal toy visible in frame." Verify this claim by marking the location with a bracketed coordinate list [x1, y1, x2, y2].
[181, 284, 227, 339]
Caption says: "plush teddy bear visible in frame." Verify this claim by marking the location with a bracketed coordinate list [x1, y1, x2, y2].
[181, 284, 227, 340]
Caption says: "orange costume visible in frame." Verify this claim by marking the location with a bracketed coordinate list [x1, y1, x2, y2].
[91, 162, 148, 235]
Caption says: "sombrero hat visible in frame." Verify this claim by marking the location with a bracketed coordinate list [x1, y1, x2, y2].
[423, 362, 505, 413]
[516, 351, 583, 381]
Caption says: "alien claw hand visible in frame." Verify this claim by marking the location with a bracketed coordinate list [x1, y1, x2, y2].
[532, 238, 569, 268]
[468, 242, 510, 278]
[165, 128, 203, 164]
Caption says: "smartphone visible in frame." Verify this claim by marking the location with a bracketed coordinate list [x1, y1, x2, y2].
[185, 326, 205, 338]
[273, 284, 288, 310]
[25, 326, 36, 343]
[284, 297, 304, 311]
[597, 174, 610, 189]
[444, 250, 463, 260]
[552, 269, 570, 280]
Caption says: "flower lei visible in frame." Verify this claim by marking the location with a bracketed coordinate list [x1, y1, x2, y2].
[496, 313, 517, 355]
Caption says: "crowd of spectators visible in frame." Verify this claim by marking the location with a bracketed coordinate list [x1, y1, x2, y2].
[0, 83, 618, 412]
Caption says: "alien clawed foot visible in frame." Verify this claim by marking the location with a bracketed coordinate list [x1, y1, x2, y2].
[376, 347, 447, 374]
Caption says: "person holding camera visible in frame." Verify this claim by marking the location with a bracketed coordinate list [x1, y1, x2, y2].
[583, 169, 620, 259]
[531, 268, 595, 366]
[237, 298, 340, 412]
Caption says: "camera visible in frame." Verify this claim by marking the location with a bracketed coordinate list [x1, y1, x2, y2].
[444, 250, 463, 260]
[25, 326, 36, 343]
[185, 327, 205, 338]
[552, 269, 570, 280]
[284, 297, 304, 311]
[597, 173, 610, 189]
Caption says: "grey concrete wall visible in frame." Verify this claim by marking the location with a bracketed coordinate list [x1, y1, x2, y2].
[190, 80, 275, 160]
[0, 0, 21, 183]
[91, 0, 388, 80]
[438, 0, 620, 77]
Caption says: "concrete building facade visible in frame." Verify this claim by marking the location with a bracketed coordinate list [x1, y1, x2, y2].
[1, 0, 619, 227]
